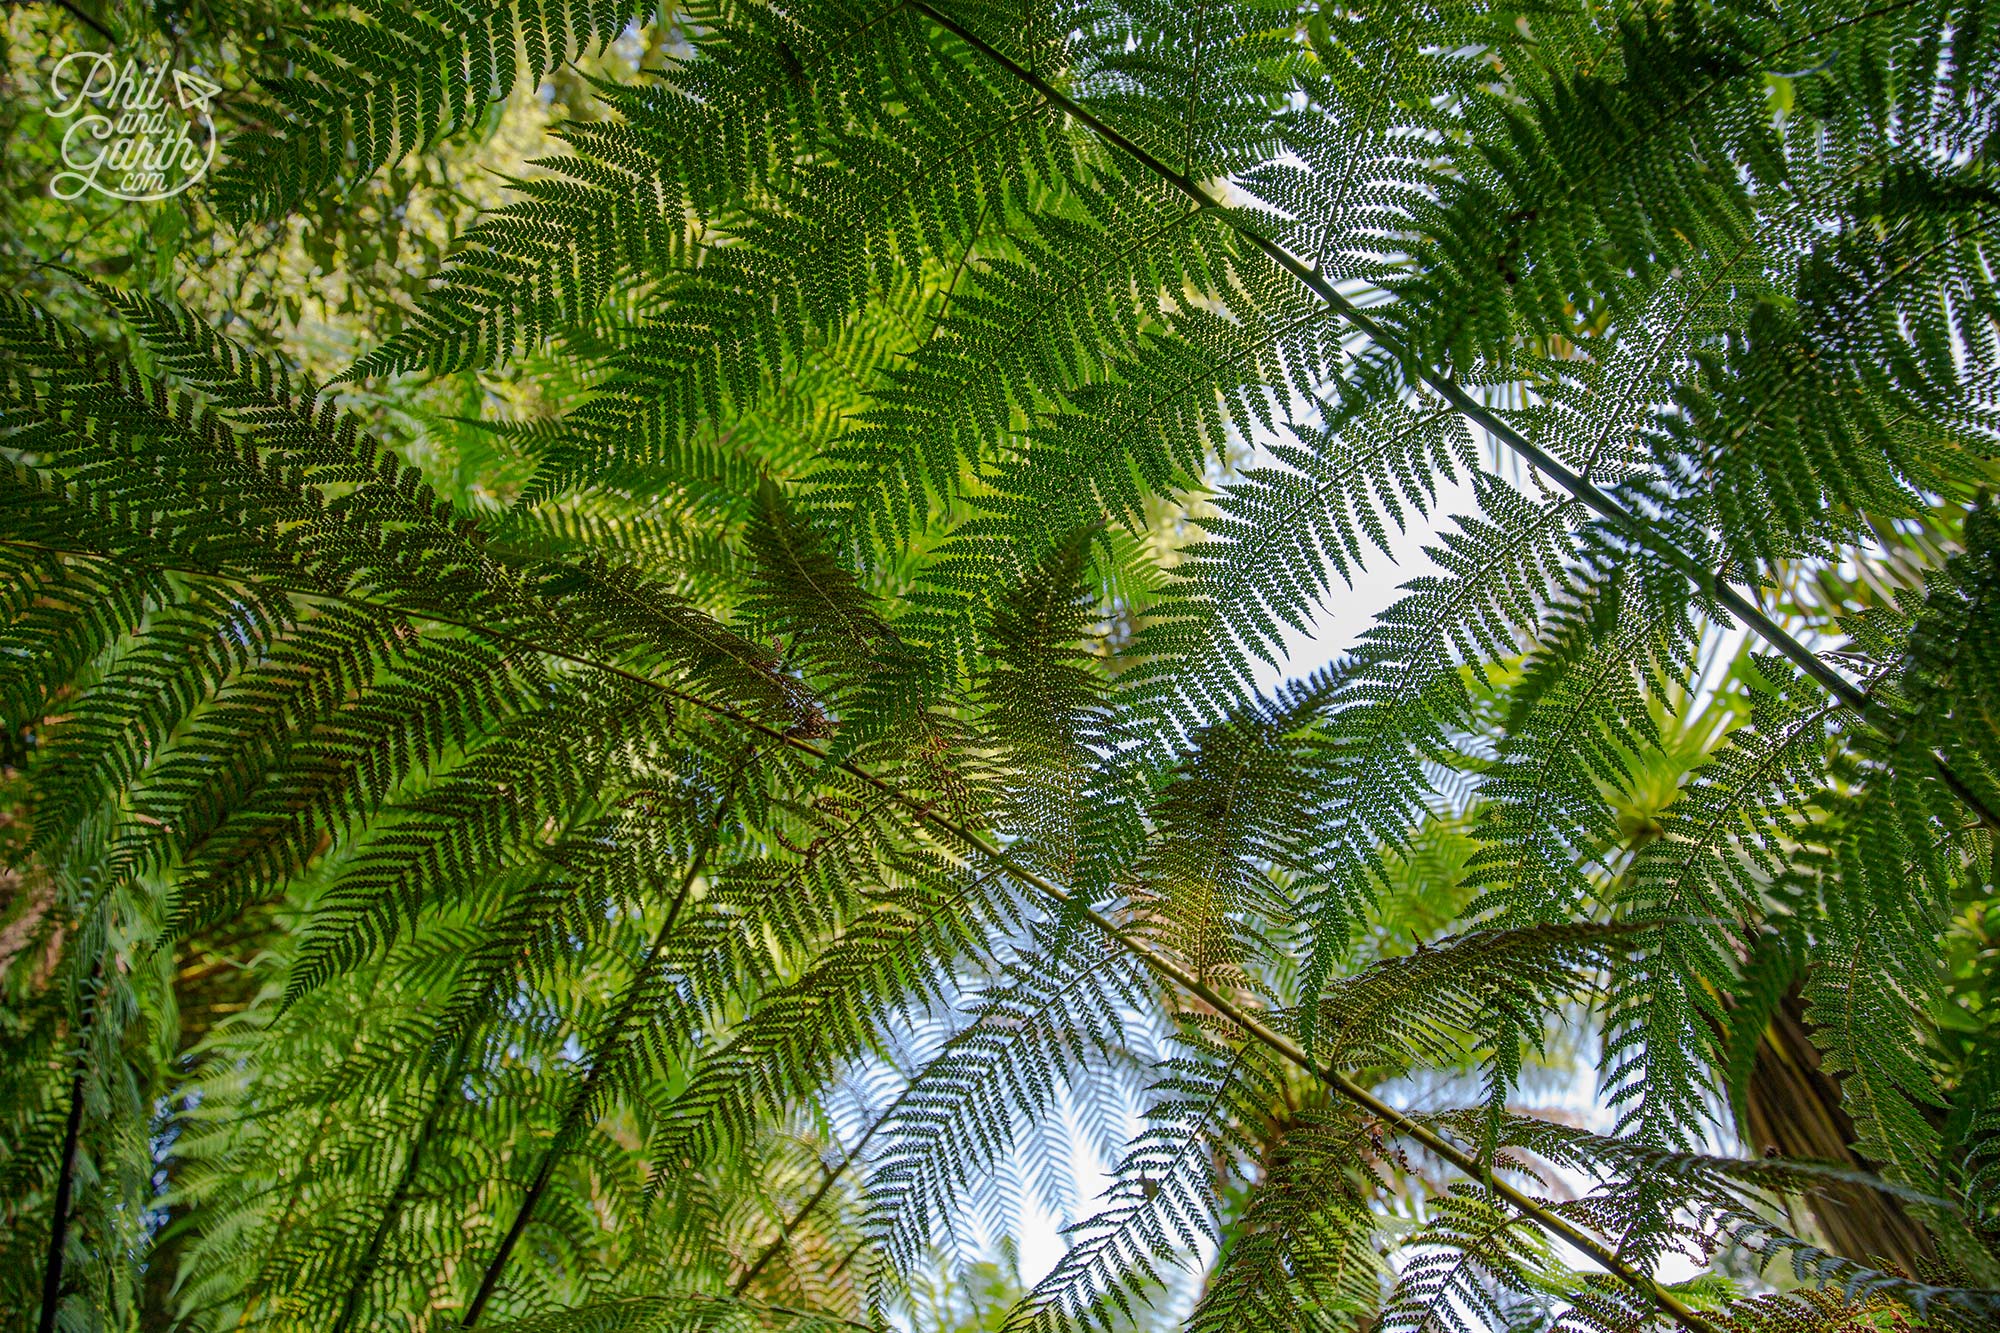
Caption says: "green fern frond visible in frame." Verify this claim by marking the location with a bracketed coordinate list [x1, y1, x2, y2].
[209, 0, 655, 223]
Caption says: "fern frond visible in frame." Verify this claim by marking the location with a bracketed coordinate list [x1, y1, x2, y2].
[210, 0, 654, 222]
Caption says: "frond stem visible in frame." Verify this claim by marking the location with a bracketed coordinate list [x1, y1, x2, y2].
[732, 1080, 912, 1296]
[328, 1026, 481, 1333]
[36, 1065, 86, 1333]
[37, 958, 104, 1333]
[37, 1, 118, 44]
[461, 772, 742, 1325]
[331, 786, 630, 1333]
[230, 972, 390, 1330]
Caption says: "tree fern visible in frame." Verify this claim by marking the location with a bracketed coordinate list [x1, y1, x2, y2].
[7, 0, 2000, 1329]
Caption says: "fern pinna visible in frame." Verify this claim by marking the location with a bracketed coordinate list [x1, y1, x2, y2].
[3, 0, 1999, 1330]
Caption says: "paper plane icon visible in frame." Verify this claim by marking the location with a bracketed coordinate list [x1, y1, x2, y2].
[173, 69, 221, 113]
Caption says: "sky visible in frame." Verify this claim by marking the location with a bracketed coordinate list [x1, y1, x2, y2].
[1244, 469, 1487, 695]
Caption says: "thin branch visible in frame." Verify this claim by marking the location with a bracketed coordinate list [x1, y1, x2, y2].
[22, 0, 118, 44]
[331, 788, 632, 1333]
[902, 0, 2000, 837]
[328, 1028, 480, 1333]
[228, 975, 389, 1331]
[37, 959, 104, 1333]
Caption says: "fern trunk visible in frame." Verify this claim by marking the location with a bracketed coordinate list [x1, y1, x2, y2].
[1744, 988, 1942, 1276]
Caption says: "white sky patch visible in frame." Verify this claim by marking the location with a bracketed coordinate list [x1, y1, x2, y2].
[1243, 463, 1486, 694]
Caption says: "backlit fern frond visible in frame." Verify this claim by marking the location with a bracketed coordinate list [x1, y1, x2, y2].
[1005, 1019, 1280, 1333]
[864, 921, 1149, 1273]
[1310, 922, 1631, 1079]
[1428, 1109, 2000, 1321]
[1378, 1185, 1562, 1333]
[1183, 1103, 1385, 1333]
